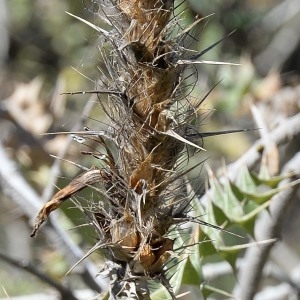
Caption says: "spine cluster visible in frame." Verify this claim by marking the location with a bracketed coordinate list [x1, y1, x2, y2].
[32, 0, 207, 298]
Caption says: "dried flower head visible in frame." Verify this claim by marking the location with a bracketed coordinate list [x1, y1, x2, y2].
[31, 1, 237, 298]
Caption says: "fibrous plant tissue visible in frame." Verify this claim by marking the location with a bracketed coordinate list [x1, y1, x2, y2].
[31, 1, 237, 299]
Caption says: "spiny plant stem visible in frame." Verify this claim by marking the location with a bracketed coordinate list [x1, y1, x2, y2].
[31, 1, 225, 298]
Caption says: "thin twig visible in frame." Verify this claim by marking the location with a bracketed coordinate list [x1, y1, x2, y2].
[0, 142, 107, 292]
[0, 249, 78, 300]
[226, 112, 300, 180]
[233, 152, 300, 300]
[198, 113, 300, 207]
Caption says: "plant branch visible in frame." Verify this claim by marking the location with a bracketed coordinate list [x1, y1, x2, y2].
[0, 142, 107, 292]
[226, 112, 300, 180]
[198, 113, 300, 209]
[0, 249, 78, 300]
[233, 152, 300, 300]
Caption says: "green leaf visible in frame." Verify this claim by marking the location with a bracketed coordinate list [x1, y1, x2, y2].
[244, 187, 280, 204]
[258, 160, 272, 180]
[219, 239, 276, 271]
[222, 178, 244, 219]
[212, 202, 229, 227]
[207, 171, 243, 221]
[236, 200, 271, 224]
[200, 283, 214, 300]
[199, 198, 224, 247]
[198, 231, 218, 257]
[219, 244, 247, 271]
[229, 181, 245, 202]
[251, 171, 291, 188]
[181, 256, 202, 285]
[188, 225, 204, 279]
[238, 209, 256, 235]
[150, 286, 171, 300]
[151, 250, 186, 299]
[236, 165, 257, 194]
[219, 249, 239, 271]
[201, 283, 235, 299]
[151, 222, 206, 299]
[191, 194, 224, 248]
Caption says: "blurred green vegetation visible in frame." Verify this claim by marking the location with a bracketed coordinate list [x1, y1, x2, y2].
[7, 1, 94, 83]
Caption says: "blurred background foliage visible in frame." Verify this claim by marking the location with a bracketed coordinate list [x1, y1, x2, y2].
[0, 0, 299, 298]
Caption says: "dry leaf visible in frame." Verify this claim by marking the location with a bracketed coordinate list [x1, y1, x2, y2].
[31, 168, 103, 237]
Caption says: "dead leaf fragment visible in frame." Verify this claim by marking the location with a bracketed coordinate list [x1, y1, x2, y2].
[31, 169, 102, 237]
